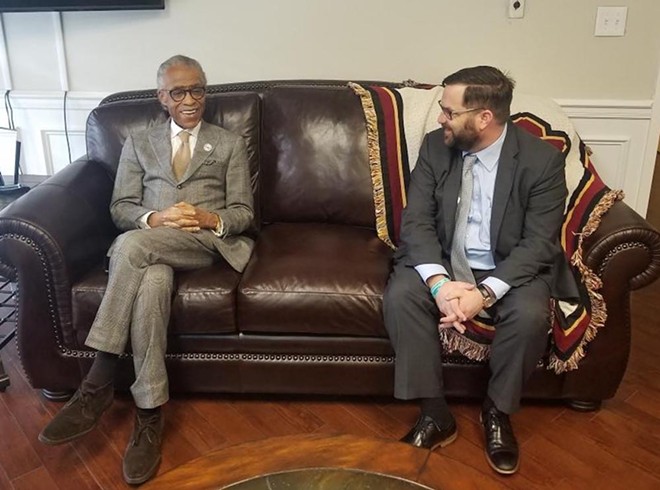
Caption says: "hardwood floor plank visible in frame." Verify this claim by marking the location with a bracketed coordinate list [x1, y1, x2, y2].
[522, 433, 605, 485]
[70, 431, 128, 490]
[624, 389, 660, 421]
[179, 395, 266, 446]
[227, 398, 315, 438]
[344, 400, 414, 440]
[0, 397, 42, 480]
[162, 397, 229, 453]
[11, 467, 59, 490]
[0, 457, 15, 490]
[535, 413, 660, 489]
[303, 400, 384, 438]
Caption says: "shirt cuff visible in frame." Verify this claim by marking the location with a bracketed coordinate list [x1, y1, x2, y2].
[414, 263, 450, 284]
[481, 276, 510, 300]
[139, 211, 154, 229]
[211, 214, 224, 237]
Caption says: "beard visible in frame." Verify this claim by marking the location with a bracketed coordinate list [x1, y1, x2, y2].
[443, 120, 480, 151]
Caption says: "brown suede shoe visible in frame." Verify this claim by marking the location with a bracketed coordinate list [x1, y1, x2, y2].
[38, 380, 113, 445]
[122, 410, 164, 485]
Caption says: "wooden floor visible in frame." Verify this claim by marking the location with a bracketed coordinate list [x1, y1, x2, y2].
[2, 159, 660, 489]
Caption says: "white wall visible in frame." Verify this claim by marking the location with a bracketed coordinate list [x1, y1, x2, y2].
[0, 0, 659, 214]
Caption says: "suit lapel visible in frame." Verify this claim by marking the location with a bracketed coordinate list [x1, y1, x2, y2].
[148, 122, 172, 178]
[443, 151, 463, 245]
[490, 124, 519, 251]
[182, 121, 220, 181]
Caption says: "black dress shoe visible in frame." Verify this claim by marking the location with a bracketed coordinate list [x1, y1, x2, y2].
[400, 415, 457, 450]
[480, 405, 519, 475]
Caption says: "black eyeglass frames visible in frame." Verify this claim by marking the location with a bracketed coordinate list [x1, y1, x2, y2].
[164, 86, 206, 102]
[438, 102, 484, 121]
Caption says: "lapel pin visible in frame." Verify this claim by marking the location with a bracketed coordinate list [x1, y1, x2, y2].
[203, 143, 212, 152]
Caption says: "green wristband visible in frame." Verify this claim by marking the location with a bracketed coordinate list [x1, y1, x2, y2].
[430, 277, 450, 298]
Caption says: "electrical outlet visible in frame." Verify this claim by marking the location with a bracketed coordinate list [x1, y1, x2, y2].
[508, 0, 525, 19]
[595, 6, 627, 37]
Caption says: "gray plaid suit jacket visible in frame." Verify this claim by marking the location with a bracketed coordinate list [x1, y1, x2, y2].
[109, 119, 255, 272]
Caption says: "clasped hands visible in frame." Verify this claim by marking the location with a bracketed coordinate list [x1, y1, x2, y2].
[432, 279, 484, 334]
[147, 201, 219, 232]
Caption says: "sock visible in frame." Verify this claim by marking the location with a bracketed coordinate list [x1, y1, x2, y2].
[137, 406, 161, 420]
[85, 351, 118, 387]
[483, 396, 509, 415]
[420, 397, 453, 427]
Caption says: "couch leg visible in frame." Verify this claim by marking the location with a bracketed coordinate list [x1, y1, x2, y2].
[567, 399, 602, 412]
[42, 389, 74, 402]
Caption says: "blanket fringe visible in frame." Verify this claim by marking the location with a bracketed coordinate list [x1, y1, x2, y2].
[548, 188, 624, 373]
[439, 329, 491, 361]
[348, 82, 396, 250]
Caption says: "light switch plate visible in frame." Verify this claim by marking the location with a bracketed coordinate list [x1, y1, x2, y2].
[595, 6, 627, 37]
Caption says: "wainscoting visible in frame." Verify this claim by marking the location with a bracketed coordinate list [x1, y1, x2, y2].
[0, 91, 656, 217]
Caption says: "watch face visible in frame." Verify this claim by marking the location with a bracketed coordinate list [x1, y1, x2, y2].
[479, 286, 495, 308]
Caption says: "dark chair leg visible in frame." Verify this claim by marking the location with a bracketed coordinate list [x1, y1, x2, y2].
[567, 399, 602, 412]
[41, 389, 75, 402]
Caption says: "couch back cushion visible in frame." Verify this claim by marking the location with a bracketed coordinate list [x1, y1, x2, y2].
[86, 92, 261, 195]
[260, 86, 374, 227]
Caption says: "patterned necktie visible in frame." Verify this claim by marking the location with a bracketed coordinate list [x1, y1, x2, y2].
[172, 131, 191, 181]
[450, 153, 477, 284]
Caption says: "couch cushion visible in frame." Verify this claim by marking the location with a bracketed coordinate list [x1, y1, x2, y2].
[260, 86, 375, 227]
[237, 223, 392, 337]
[170, 262, 241, 334]
[71, 261, 241, 343]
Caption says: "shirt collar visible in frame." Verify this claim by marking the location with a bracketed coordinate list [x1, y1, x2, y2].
[463, 123, 508, 172]
[170, 120, 202, 139]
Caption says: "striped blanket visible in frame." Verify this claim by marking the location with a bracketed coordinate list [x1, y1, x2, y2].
[349, 82, 623, 373]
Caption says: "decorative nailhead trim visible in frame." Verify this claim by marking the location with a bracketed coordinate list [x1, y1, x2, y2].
[58, 349, 395, 365]
[598, 241, 647, 276]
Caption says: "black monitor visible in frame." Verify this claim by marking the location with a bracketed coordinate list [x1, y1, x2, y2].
[0, 1, 164, 12]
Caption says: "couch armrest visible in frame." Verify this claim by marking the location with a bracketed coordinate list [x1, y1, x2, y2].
[562, 199, 660, 402]
[581, 200, 660, 290]
[0, 158, 117, 389]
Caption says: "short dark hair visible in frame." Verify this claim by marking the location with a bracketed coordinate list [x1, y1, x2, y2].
[442, 66, 515, 124]
[157, 55, 207, 89]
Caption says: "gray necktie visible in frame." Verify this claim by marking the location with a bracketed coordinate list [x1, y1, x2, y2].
[172, 131, 191, 181]
[450, 153, 477, 284]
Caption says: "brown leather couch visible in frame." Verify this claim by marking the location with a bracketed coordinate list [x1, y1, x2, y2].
[1, 81, 659, 410]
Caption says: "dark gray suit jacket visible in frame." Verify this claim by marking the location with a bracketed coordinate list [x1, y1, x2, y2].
[110, 120, 255, 272]
[398, 123, 577, 299]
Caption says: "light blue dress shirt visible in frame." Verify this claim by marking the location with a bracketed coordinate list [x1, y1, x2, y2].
[415, 124, 511, 300]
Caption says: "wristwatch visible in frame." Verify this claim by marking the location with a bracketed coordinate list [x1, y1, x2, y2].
[477, 284, 497, 308]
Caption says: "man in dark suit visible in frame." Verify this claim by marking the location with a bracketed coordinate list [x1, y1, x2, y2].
[384, 66, 572, 475]
[38, 55, 254, 485]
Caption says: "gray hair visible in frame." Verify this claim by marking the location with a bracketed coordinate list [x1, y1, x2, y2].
[156, 55, 207, 89]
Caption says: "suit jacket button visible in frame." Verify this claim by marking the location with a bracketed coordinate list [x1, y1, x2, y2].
[176, 184, 183, 189]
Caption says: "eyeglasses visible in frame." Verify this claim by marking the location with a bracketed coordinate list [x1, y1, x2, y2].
[438, 102, 484, 121]
[163, 86, 206, 102]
